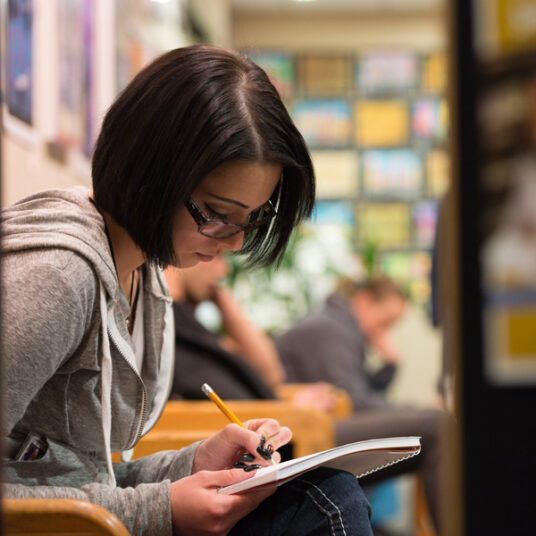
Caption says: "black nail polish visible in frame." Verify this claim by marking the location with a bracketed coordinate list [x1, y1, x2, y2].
[233, 461, 248, 469]
[240, 453, 256, 462]
[256, 445, 272, 461]
[244, 464, 261, 472]
[259, 436, 266, 447]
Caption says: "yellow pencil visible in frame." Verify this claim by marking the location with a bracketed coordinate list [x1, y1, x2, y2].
[201, 383, 246, 428]
[201, 383, 276, 465]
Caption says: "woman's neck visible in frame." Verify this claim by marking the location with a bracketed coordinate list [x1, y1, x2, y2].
[102, 211, 145, 296]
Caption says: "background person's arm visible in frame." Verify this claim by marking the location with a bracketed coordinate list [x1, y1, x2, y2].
[214, 286, 286, 388]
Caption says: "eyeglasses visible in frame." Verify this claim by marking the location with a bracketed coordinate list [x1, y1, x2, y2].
[185, 198, 276, 238]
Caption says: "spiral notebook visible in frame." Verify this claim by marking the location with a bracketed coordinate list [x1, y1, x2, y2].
[219, 436, 421, 494]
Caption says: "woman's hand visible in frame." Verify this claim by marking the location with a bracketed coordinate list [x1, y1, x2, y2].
[192, 418, 292, 473]
[170, 468, 275, 536]
[173, 419, 291, 535]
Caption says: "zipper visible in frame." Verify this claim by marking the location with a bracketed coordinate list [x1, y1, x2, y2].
[107, 315, 148, 449]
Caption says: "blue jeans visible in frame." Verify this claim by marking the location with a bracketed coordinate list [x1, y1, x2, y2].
[229, 467, 373, 536]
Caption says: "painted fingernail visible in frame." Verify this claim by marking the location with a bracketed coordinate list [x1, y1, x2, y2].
[267, 445, 274, 455]
[240, 453, 256, 462]
[256, 445, 272, 461]
[259, 436, 266, 447]
[244, 464, 261, 472]
[233, 462, 248, 469]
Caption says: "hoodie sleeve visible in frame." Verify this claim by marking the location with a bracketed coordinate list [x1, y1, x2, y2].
[113, 442, 200, 486]
[2, 252, 93, 433]
[3, 443, 201, 536]
[4, 480, 172, 536]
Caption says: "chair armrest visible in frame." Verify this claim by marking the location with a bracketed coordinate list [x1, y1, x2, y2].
[3, 498, 131, 536]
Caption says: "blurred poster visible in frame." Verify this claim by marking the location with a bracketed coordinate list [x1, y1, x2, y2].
[421, 53, 447, 94]
[357, 202, 411, 249]
[474, 0, 536, 60]
[413, 200, 438, 247]
[311, 200, 355, 227]
[380, 251, 432, 304]
[411, 98, 449, 141]
[361, 149, 422, 199]
[115, 0, 189, 93]
[57, 0, 94, 157]
[354, 100, 409, 147]
[311, 150, 359, 199]
[356, 51, 418, 94]
[290, 99, 352, 148]
[6, 0, 33, 125]
[426, 149, 450, 198]
[298, 54, 352, 96]
[476, 1, 536, 383]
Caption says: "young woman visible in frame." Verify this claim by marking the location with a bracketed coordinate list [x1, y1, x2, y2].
[2, 45, 373, 535]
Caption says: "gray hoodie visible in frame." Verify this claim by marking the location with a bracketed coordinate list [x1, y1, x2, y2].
[1, 186, 199, 535]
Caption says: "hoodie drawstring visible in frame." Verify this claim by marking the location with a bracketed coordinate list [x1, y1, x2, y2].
[99, 281, 116, 488]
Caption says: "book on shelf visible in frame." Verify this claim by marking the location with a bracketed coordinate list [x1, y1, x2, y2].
[219, 436, 421, 495]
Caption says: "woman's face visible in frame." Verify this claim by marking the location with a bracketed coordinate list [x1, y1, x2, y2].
[171, 159, 282, 268]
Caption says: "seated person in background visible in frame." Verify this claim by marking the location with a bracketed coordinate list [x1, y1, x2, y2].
[166, 255, 279, 400]
[275, 275, 445, 533]
[275, 276, 405, 411]
[165, 255, 337, 412]
[166, 259, 445, 534]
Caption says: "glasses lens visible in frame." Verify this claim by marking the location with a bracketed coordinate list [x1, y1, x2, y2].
[195, 201, 275, 238]
[201, 222, 242, 239]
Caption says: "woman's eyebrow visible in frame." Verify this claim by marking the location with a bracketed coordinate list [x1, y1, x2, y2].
[207, 193, 250, 209]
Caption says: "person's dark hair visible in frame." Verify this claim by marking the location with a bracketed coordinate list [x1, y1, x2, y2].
[336, 275, 408, 302]
[92, 45, 315, 267]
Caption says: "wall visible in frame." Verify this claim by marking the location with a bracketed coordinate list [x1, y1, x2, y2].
[232, 11, 445, 52]
[1, 0, 187, 207]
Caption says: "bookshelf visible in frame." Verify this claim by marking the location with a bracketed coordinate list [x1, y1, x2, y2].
[247, 49, 450, 307]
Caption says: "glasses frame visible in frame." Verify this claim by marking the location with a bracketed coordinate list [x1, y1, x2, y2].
[185, 198, 276, 238]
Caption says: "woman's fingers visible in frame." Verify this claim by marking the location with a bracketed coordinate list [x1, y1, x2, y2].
[192, 419, 292, 473]
[241, 418, 292, 465]
[170, 469, 275, 535]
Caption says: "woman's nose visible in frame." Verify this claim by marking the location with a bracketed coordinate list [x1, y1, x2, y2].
[218, 231, 244, 252]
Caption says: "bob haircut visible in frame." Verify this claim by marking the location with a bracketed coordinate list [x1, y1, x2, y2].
[92, 45, 315, 268]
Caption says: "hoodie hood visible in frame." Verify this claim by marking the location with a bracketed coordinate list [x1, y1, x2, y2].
[2, 186, 120, 302]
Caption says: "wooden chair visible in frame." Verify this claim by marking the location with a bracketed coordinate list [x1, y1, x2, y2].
[3, 498, 130, 536]
[414, 475, 438, 536]
[128, 399, 335, 460]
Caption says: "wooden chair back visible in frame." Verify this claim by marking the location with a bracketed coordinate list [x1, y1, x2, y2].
[119, 399, 334, 461]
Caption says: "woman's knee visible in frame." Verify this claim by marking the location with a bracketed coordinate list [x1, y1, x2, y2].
[295, 467, 372, 518]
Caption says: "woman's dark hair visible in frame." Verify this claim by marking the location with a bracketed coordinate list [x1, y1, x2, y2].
[92, 45, 315, 267]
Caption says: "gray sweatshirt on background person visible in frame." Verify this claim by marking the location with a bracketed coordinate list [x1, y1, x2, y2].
[1, 186, 199, 535]
[275, 293, 397, 411]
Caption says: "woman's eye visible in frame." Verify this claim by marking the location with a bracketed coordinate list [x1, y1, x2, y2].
[205, 204, 228, 221]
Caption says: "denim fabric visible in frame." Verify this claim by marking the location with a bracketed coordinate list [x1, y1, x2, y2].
[229, 467, 373, 536]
